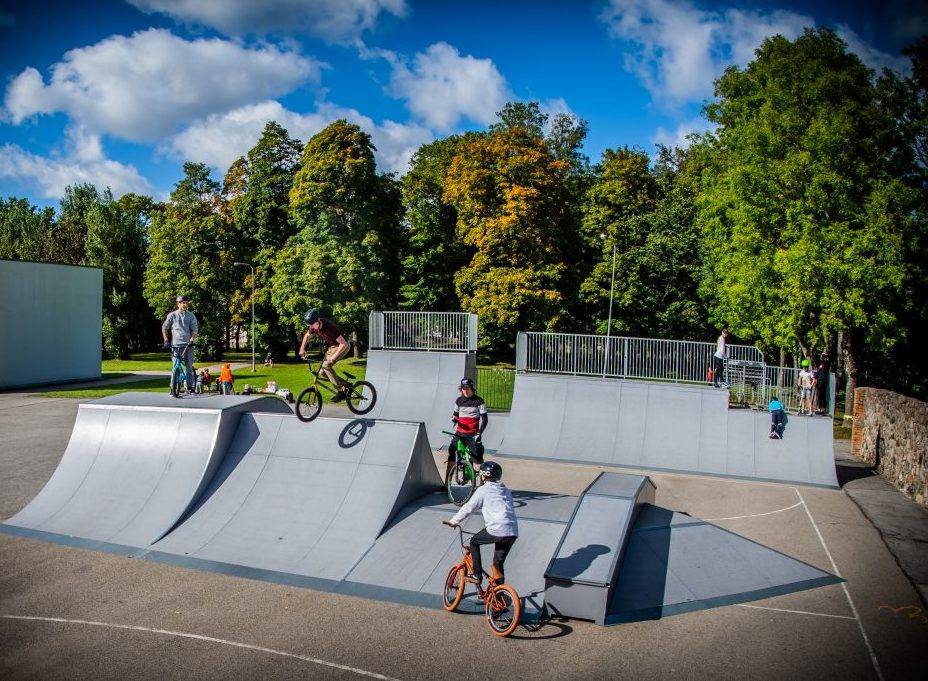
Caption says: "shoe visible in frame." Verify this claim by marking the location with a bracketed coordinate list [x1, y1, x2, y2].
[331, 391, 346, 403]
[718, 382, 730, 389]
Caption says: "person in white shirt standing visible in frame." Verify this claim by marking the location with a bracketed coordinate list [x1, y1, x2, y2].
[445, 461, 518, 585]
[712, 326, 730, 389]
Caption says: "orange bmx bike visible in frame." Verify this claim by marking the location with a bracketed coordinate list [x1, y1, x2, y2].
[441, 521, 521, 637]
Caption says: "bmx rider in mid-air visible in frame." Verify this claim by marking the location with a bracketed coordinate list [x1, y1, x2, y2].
[298, 308, 352, 402]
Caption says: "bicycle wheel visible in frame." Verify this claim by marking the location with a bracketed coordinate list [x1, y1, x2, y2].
[441, 564, 466, 612]
[171, 366, 181, 398]
[485, 583, 521, 637]
[446, 460, 476, 506]
[295, 386, 323, 422]
[345, 380, 377, 415]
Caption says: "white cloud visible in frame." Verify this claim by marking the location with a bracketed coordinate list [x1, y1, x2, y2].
[836, 24, 911, 75]
[167, 100, 431, 175]
[602, 1, 913, 105]
[388, 42, 509, 130]
[601, 0, 810, 104]
[0, 127, 152, 199]
[128, 0, 407, 42]
[4, 28, 319, 142]
[652, 117, 715, 149]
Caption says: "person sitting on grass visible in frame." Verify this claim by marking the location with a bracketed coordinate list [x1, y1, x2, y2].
[769, 396, 786, 439]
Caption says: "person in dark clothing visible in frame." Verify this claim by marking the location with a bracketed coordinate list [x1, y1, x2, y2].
[298, 308, 351, 401]
[815, 351, 831, 415]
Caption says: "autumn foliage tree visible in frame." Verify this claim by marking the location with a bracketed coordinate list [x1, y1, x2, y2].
[444, 125, 575, 352]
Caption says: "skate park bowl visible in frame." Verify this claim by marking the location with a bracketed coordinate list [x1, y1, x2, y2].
[1, 392, 842, 626]
[494, 372, 838, 488]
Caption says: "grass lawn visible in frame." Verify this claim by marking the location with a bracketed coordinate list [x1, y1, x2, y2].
[43, 376, 175, 399]
[229, 357, 368, 403]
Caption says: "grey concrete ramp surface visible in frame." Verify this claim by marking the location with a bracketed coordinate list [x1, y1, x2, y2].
[344, 490, 579, 617]
[1, 392, 291, 548]
[544, 473, 655, 623]
[149, 414, 443, 579]
[363, 349, 476, 450]
[497, 373, 838, 487]
[606, 504, 842, 624]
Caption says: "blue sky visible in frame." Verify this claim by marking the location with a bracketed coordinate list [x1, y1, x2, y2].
[0, 0, 922, 209]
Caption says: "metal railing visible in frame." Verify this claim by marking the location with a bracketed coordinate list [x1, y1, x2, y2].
[516, 332, 764, 383]
[369, 311, 477, 352]
[476, 367, 515, 411]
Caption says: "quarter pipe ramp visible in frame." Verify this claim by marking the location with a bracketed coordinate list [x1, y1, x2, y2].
[496, 373, 838, 487]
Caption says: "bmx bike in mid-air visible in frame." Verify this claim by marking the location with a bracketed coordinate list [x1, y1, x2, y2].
[294, 354, 377, 422]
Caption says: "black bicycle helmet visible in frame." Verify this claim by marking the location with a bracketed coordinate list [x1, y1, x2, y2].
[460, 377, 475, 390]
[479, 461, 502, 481]
[303, 308, 321, 325]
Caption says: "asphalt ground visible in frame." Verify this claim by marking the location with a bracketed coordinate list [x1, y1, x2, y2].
[1, 393, 927, 680]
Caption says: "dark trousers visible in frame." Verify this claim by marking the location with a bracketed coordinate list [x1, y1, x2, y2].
[771, 409, 785, 434]
[712, 356, 725, 386]
[469, 529, 516, 582]
[447, 433, 484, 464]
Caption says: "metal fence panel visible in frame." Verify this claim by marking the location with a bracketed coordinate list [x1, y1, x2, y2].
[476, 367, 515, 411]
[368, 311, 476, 352]
[518, 331, 763, 383]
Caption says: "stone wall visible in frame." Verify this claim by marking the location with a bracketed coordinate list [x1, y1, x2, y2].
[852, 388, 928, 507]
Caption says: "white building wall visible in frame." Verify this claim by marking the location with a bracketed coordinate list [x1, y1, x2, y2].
[0, 260, 102, 389]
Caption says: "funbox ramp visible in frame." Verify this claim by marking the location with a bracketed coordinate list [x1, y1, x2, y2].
[363, 349, 479, 450]
[147, 414, 443, 580]
[497, 373, 838, 488]
[1, 392, 291, 548]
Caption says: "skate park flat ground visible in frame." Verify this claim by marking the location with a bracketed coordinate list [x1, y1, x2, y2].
[2, 394, 927, 680]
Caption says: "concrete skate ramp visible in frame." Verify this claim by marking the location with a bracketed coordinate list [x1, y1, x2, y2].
[2, 392, 290, 548]
[344, 490, 579, 617]
[363, 350, 476, 449]
[498, 373, 837, 487]
[149, 414, 442, 579]
[606, 504, 842, 623]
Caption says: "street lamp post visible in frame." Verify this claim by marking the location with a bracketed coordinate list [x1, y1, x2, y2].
[601, 234, 617, 379]
[233, 262, 255, 373]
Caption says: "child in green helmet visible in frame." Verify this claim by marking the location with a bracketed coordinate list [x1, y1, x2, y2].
[797, 359, 816, 415]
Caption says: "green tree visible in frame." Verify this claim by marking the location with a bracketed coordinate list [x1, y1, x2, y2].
[0, 197, 56, 262]
[144, 162, 236, 359]
[273, 120, 402, 349]
[49, 183, 101, 264]
[698, 28, 918, 405]
[581, 145, 710, 339]
[444, 125, 574, 352]
[227, 121, 304, 359]
[85, 192, 157, 358]
[398, 135, 468, 310]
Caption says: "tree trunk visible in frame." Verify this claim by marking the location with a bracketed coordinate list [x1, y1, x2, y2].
[842, 332, 858, 417]
[836, 330, 844, 384]
[351, 331, 360, 359]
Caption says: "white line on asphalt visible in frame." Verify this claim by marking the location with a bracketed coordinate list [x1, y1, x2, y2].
[704, 501, 803, 521]
[0, 615, 402, 681]
[736, 604, 856, 620]
[793, 488, 884, 681]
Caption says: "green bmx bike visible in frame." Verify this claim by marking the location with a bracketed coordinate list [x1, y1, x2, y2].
[295, 355, 377, 422]
[444, 430, 481, 506]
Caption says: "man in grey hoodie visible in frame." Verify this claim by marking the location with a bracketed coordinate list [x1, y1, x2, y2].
[162, 295, 199, 394]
